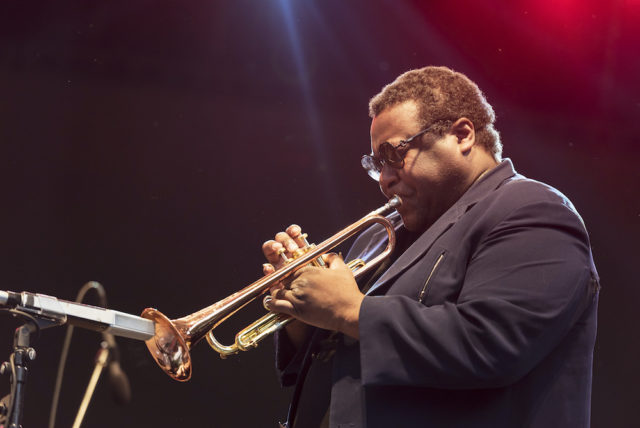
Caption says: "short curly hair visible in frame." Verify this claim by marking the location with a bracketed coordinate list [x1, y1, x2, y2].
[369, 66, 502, 159]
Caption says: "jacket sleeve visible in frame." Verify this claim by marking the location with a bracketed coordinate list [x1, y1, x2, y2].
[358, 199, 598, 389]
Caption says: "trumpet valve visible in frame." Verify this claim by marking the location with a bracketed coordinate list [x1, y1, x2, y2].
[299, 232, 311, 247]
[276, 247, 289, 263]
[292, 248, 306, 259]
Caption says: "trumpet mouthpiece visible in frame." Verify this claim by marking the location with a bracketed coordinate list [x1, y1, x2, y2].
[388, 195, 402, 209]
[372, 195, 402, 217]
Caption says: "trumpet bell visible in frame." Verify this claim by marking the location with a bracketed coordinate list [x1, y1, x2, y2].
[142, 308, 193, 381]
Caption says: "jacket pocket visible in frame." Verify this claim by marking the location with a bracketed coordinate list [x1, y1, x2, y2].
[418, 251, 446, 304]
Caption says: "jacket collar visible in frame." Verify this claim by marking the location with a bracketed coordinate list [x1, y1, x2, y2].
[366, 159, 518, 295]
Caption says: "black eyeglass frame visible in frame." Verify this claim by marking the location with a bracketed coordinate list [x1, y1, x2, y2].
[361, 122, 442, 181]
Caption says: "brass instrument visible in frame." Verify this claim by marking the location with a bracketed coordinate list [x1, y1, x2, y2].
[141, 196, 401, 381]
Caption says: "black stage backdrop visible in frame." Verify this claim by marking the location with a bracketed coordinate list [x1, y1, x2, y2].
[0, 1, 638, 427]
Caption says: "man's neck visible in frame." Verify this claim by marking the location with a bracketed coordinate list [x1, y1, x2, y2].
[471, 154, 500, 186]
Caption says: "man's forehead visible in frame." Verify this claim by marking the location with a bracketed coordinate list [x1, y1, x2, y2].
[370, 100, 421, 143]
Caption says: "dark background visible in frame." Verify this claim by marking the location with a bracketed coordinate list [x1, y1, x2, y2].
[0, 1, 638, 427]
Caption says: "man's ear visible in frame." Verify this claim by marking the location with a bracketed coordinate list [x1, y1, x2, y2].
[451, 118, 475, 154]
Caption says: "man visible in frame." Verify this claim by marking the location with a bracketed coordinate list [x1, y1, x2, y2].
[262, 66, 599, 427]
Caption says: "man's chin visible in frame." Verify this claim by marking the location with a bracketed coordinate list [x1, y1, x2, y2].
[399, 212, 431, 233]
[399, 213, 419, 231]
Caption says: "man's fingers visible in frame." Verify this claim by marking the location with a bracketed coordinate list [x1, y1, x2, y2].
[262, 225, 308, 310]
[262, 240, 285, 265]
[264, 289, 297, 316]
[265, 298, 296, 316]
[271, 285, 289, 300]
[275, 231, 299, 254]
[291, 264, 316, 279]
[324, 252, 347, 270]
[285, 225, 307, 248]
[263, 263, 275, 276]
[263, 225, 307, 267]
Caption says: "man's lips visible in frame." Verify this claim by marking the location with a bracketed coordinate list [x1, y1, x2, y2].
[393, 197, 412, 215]
[391, 192, 412, 205]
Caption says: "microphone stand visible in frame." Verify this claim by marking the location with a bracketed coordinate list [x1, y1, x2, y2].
[71, 342, 109, 428]
[0, 317, 47, 428]
[0, 288, 154, 428]
[47, 283, 135, 428]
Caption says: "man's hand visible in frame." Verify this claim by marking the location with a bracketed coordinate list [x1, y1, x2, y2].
[261, 225, 364, 340]
[262, 224, 311, 348]
[266, 253, 364, 339]
[262, 224, 307, 272]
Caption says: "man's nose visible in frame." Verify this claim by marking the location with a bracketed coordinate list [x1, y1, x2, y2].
[379, 164, 399, 193]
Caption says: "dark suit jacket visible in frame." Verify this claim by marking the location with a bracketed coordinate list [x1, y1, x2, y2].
[278, 160, 599, 428]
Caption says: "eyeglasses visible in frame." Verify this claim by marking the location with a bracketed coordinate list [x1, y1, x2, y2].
[361, 124, 439, 181]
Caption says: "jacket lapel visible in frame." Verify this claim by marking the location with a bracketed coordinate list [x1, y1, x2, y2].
[366, 159, 518, 295]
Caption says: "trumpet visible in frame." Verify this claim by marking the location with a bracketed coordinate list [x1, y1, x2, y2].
[141, 195, 401, 381]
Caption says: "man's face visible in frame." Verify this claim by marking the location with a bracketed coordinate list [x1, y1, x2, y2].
[370, 101, 469, 232]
